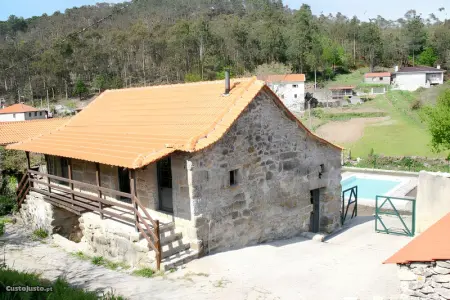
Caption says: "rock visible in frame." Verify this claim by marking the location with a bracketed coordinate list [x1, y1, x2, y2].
[435, 266, 450, 274]
[435, 288, 450, 299]
[437, 261, 450, 269]
[434, 275, 450, 283]
[421, 285, 434, 294]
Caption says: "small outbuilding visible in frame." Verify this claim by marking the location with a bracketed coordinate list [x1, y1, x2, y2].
[392, 66, 445, 91]
[364, 72, 391, 85]
[384, 213, 450, 299]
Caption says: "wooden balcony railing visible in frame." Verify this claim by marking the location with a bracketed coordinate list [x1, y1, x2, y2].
[16, 169, 162, 270]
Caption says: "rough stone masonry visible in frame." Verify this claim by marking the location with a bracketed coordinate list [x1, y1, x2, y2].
[397, 260, 450, 299]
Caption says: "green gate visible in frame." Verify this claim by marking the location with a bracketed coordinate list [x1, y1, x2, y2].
[375, 196, 416, 237]
[341, 186, 358, 225]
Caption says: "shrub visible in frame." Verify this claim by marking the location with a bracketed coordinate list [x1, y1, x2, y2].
[311, 108, 325, 119]
[411, 99, 422, 110]
[132, 268, 154, 278]
[32, 228, 49, 239]
[0, 267, 125, 299]
[0, 222, 4, 236]
[91, 256, 105, 265]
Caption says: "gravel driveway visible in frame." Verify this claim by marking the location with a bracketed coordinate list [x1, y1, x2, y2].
[1, 216, 410, 300]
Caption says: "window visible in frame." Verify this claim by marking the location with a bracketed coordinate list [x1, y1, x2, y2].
[29, 113, 31, 117]
[13, 114, 16, 118]
[379, 77, 383, 81]
[39, 112, 42, 116]
[294, 94, 298, 98]
[34, 112, 37, 117]
[292, 84, 298, 88]
[229, 169, 239, 186]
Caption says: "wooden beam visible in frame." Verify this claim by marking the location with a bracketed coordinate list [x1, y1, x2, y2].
[44, 155, 51, 193]
[129, 169, 138, 232]
[25, 152, 30, 169]
[155, 219, 161, 271]
[95, 163, 103, 220]
[68, 158, 74, 204]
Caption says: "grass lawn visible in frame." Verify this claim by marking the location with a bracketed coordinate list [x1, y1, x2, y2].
[343, 91, 449, 159]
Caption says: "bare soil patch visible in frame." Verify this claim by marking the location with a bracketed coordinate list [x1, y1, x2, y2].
[315, 117, 390, 144]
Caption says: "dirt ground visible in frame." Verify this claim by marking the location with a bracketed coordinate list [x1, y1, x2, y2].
[315, 117, 391, 144]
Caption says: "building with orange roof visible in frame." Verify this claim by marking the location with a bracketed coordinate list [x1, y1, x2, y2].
[258, 74, 306, 113]
[0, 103, 48, 122]
[364, 72, 391, 85]
[0, 118, 68, 146]
[9, 76, 342, 270]
[384, 213, 450, 298]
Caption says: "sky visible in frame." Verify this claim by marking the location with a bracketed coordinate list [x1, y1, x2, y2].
[0, 0, 448, 21]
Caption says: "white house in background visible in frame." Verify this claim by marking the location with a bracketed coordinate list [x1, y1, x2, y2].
[259, 74, 306, 113]
[392, 66, 445, 91]
[0, 103, 48, 122]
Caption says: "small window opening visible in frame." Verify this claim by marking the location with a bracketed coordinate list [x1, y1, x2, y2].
[292, 84, 298, 88]
[229, 169, 238, 186]
[39, 111, 42, 116]
[13, 113, 16, 118]
[379, 77, 383, 81]
[294, 94, 298, 98]
[29, 112, 31, 117]
[34, 112, 37, 116]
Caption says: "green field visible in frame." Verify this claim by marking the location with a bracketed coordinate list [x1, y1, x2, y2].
[343, 88, 449, 159]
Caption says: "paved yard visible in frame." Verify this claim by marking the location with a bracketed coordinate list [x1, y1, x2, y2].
[1, 216, 411, 300]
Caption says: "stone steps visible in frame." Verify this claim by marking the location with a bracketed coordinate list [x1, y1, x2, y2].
[161, 239, 191, 259]
[161, 249, 199, 271]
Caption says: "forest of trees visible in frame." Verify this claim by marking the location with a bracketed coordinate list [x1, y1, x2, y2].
[0, 0, 449, 104]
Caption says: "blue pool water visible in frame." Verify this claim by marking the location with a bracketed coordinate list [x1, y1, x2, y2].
[341, 176, 401, 200]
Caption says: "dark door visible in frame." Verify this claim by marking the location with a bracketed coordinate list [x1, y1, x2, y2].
[118, 167, 131, 202]
[310, 189, 320, 233]
[157, 157, 173, 213]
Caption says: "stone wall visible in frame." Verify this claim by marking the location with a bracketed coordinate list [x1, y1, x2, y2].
[19, 191, 80, 237]
[397, 260, 450, 299]
[136, 163, 159, 209]
[79, 212, 155, 268]
[416, 171, 450, 234]
[188, 89, 342, 254]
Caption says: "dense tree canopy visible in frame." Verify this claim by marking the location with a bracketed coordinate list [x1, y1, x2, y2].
[0, 0, 448, 104]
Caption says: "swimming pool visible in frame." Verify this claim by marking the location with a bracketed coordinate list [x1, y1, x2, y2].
[341, 176, 402, 200]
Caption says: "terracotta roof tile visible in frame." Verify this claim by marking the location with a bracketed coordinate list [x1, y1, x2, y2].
[0, 103, 42, 114]
[384, 213, 450, 264]
[8, 78, 341, 168]
[0, 118, 69, 145]
[365, 72, 391, 78]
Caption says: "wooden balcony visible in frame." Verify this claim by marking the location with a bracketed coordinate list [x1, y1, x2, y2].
[17, 168, 162, 270]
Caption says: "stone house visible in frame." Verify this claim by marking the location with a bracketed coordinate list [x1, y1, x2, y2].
[259, 74, 306, 114]
[384, 213, 450, 299]
[392, 66, 446, 91]
[9, 77, 342, 270]
[0, 103, 48, 122]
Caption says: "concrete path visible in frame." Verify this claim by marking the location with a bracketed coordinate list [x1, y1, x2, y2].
[0, 216, 411, 300]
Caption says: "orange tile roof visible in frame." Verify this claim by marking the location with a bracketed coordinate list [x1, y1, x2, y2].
[0, 118, 69, 146]
[261, 74, 306, 83]
[0, 103, 42, 114]
[7, 78, 342, 169]
[384, 213, 450, 264]
[365, 72, 391, 78]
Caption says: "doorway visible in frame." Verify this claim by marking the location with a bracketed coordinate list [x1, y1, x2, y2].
[310, 189, 320, 233]
[118, 167, 131, 203]
[157, 157, 173, 213]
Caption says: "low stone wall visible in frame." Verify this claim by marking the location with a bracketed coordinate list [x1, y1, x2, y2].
[20, 191, 80, 237]
[398, 260, 450, 299]
[79, 212, 154, 268]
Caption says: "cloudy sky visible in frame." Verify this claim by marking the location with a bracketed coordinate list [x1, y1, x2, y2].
[0, 0, 448, 21]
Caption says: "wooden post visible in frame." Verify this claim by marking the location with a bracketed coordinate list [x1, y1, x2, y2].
[25, 151, 31, 189]
[95, 163, 103, 220]
[155, 219, 161, 271]
[68, 158, 74, 205]
[129, 169, 138, 232]
[45, 155, 51, 193]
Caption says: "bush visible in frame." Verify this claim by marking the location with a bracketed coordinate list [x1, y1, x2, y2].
[132, 268, 154, 278]
[411, 99, 422, 110]
[0, 267, 125, 299]
[91, 256, 105, 265]
[32, 228, 49, 239]
[311, 108, 325, 118]
[0, 222, 4, 236]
